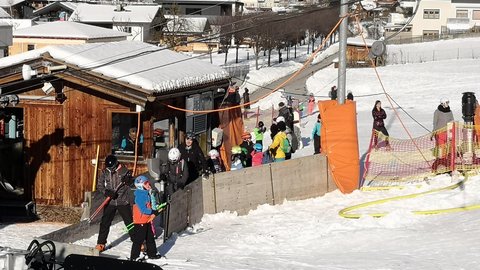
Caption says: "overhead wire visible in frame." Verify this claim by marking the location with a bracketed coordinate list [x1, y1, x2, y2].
[0, 3, 347, 103]
[354, 15, 431, 166]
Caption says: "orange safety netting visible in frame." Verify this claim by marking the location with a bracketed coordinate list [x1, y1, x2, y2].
[319, 100, 360, 194]
[363, 122, 480, 188]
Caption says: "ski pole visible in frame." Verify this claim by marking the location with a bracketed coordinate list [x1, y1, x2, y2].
[123, 204, 168, 232]
[88, 182, 126, 223]
[88, 197, 111, 223]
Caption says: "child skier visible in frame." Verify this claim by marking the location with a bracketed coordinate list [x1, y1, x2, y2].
[230, 146, 245, 171]
[251, 143, 264, 167]
[253, 121, 266, 146]
[207, 149, 225, 174]
[130, 175, 162, 261]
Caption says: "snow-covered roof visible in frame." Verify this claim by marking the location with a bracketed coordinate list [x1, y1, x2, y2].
[0, 41, 229, 93]
[0, 19, 33, 30]
[0, 7, 10, 18]
[33, 2, 78, 16]
[69, 4, 161, 24]
[0, 0, 24, 8]
[13, 21, 130, 39]
[347, 37, 375, 47]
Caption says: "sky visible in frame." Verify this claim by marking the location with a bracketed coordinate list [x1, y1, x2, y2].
[2, 37, 480, 269]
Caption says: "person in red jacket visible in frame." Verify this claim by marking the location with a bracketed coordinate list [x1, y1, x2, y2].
[130, 175, 162, 261]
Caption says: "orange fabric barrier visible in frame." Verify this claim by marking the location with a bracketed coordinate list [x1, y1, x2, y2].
[218, 105, 245, 171]
[319, 100, 359, 193]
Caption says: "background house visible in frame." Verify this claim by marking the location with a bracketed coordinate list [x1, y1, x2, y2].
[163, 15, 218, 52]
[68, 3, 164, 42]
[0, 41, 230, 208]
[32, 1, 78, 22]
[9, 21, 130, 55]
[159, 0, 244, 17]
[0, 0, 33, 19]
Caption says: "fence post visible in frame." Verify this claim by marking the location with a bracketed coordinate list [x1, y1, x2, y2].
[451, 122, 456, 172]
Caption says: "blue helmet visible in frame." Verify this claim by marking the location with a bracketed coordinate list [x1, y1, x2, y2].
[134, 175, 149, 190]
[254, 143, 262, 151]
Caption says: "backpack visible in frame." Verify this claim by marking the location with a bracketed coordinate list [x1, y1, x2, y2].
[281, 137, 291, 154]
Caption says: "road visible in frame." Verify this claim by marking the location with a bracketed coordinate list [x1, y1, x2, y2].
[243, 52, 338, 131]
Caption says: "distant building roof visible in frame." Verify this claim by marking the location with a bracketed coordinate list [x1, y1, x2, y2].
[0, 0, 25, 8]
[0, 19, 33, 30]
[33, 2, 78, 16]
[0, 41, 229, 93]
[13, 21, 130, 39]
[0, 7, 10, 18]
[69, 4, 161, 24]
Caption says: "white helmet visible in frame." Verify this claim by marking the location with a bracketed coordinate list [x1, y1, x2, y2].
[440, 97, 449, 105]
[208, 149, 219, 158]
[168, 147, 181, 162]
[276, 116, 285, 123]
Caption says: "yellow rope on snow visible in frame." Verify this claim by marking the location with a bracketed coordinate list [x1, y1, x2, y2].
[339, 175, 480, 218]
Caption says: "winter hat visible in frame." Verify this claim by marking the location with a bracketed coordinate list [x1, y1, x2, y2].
[276, 116, 285, 123]
[278, 102, 285, 108]
[440, 97, 449, 105]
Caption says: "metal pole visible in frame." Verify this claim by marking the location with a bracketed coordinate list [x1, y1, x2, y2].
[337, 0, 348, 105]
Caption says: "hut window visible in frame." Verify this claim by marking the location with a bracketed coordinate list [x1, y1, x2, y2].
[111, 112, 143, 157]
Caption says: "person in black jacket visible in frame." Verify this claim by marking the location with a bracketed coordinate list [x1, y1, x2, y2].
[178, 132, 207, 185]
[278, 102, 294, 131]
[164, 147, 189, 198]
[372, 100, 391, 150]
[95, 155, 134, 252]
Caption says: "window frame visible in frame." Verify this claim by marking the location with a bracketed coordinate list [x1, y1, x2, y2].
[423, 9, 440, 19]
[110, 111, 144, 158]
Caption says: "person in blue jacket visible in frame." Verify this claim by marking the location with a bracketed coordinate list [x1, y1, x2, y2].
[311, 113, 322, 154]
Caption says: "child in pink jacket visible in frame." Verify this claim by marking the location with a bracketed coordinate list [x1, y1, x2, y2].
[251, 143, 264, 166]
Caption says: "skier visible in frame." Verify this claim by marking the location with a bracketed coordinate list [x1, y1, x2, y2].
[307, 93, 315, 115]
[206, 149, 225, 174]
[178, 132, 207, 185]
[95, 155, 134, 252]
[311, 113, 322, 154]
[251, 143, 264, 167]
[130, 175, 162, 261]
[239, 132, 254, 167]
[164, 147, 189, 199]
[230, 146, 245, 170]
[372, 100, 391, 150]
[431, 98, 454, 171]
[253, 121, 266, 147]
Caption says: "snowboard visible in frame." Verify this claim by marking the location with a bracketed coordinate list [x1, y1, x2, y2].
[63, 254, 163, 270]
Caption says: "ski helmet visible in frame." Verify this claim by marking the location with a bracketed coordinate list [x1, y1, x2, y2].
[168, 147, 181, 162]
[134, 175, 149, 190]
[254, 143, 262, 152]
[231, 145, 242, 155]
[105, 155, 118, 169]
[208, 149, 219, 158]
[276, 116, 285, 123]
[186, 131, 195, 140]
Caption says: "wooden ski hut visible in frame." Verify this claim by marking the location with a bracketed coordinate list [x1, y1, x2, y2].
[0, 41, 231, 208]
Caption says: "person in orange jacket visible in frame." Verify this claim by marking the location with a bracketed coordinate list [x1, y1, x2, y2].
[130, 175, 162, 261]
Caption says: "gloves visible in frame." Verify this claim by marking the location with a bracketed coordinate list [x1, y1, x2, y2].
[152, 210, 160, 216]
[105, 189, 118, 199]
